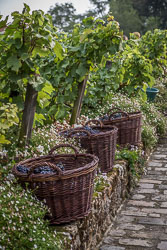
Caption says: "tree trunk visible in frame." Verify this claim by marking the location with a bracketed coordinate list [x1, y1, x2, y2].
[70, 75, 89, 125]
[18, 83, 38, 146]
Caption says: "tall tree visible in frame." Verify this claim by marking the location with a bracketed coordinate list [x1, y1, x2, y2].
[132, 0, 167, 29]
[89, 0, 109, 17]
[48, 3, 79, 32]
[109, 0, 142, 36]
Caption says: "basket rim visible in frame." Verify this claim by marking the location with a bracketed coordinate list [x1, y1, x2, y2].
[101, 111, 142, 123]
[12, 153, 99, 181]
[60, 125, 118, 138]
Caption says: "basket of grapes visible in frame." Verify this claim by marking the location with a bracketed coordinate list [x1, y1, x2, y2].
[12, 144, 98, 224]
[99, 107, 142, 146]
[60, 120, 118, 173]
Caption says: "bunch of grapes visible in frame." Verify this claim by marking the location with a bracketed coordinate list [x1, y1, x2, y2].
[100, 113, 122, 121]
[111, 113, 122, 119]
[17, 162, 65, 175]
[84, 126, 100, 135]
[33, 166, 55, 174]
[17, 165, 29, 174]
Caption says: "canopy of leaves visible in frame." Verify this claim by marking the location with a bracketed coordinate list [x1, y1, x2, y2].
[48, 3, 79, 32]
[0, 3, 63, 97]
[132, 0, 167, 29]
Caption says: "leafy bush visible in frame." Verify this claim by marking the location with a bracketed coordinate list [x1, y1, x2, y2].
[0, 103, 19, 149]
[141, 124, 158, 151]
[115, 147, 145, 177]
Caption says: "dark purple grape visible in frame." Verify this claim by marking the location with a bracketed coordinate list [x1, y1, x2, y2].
[84, 126, 100, 135]
[34, 166, 55, 174]
[113, 113, 122, 119]
[72, 131, 88, 137]
[17, 165, 29, 174]
[56, 162, 65, 171]
[99, 115, 109, 121]
[33, 163, 65, 174]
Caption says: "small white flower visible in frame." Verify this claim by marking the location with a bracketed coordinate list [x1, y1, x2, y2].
[36, 145, 44, 153]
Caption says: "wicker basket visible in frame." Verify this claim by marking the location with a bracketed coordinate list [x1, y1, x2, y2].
[100, 107, 142, 146]
[12, 144, 98, 225]
[60, 120, 118, 173]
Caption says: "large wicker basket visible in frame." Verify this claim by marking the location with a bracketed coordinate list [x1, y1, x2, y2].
[100, 107, 142, 146]
[60, 120, 118, 173]
[12, 144, 98, 225]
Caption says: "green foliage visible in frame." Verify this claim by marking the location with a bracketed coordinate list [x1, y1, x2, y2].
[0, 4, 63, 144]
[154, 77, 167, 114]
[41, 15, 122, 123]
[0, 4, 62, 90]
[94, 174, 110, 193]
[141, 124, 158, 151]
[116, 147, 143, 177]
[139, 29, 167, 79]
[82, 29, 167, 110]
[0, 103, 19, 148]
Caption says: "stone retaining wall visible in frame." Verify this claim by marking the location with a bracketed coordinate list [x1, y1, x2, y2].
[55, 160, 141, 250]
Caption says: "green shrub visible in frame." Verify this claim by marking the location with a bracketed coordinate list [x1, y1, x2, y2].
[141, 124, 158, 151]
[115, 147, 144, 177]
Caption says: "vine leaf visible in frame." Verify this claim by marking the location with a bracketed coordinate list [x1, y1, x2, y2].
[53, 41, 63, 60]
[76, 63, 88, 77]
[7, 55, 21, 72]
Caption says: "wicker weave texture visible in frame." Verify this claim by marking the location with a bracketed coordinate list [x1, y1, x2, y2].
[101, 108, 142, 146]
[61, 120, 118, 173]
[12, 144, 98, 224]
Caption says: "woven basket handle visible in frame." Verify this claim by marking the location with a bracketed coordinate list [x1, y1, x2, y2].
[27, 161, 63, 177]
[109, 109, 129, 120]
[85, 119, 103, 128]
[49, 144, 79, 157]
[68, 129, 91, 137]
[108, 107, 122, 114]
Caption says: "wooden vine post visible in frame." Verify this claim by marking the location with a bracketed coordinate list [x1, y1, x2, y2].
[70, 75, 89, 125]
[18, 83, 38, 146]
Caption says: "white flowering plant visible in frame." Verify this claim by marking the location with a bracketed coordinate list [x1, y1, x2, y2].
[0, 174, 64, 249]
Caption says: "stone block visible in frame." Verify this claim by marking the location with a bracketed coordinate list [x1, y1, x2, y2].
[157, 241, 167, 250]
[128, 200, 155, 207]
[139, 179, 162, 184]
[119, 238, 153, 247]
[138, 183, 154, 188]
